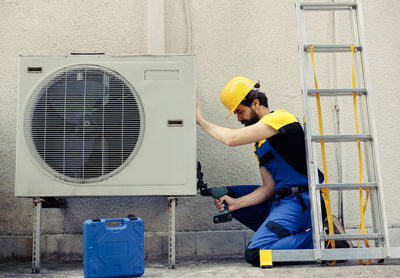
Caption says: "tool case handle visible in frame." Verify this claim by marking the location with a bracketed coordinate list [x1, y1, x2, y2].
[103, 218, 128, 229]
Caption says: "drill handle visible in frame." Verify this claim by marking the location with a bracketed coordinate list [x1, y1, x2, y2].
[222, 201, 229, 212]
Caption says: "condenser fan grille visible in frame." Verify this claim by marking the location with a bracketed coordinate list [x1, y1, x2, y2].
[24, 65, 144, 183]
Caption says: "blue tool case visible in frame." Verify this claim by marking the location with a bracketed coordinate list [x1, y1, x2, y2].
[83, 217, 144, 278]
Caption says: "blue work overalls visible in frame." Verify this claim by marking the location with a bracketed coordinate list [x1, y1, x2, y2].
[228, 137, 323, 257]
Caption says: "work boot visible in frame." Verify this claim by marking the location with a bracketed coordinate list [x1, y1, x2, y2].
[322, 215, 352, 264]
[323, 215, 353, 249]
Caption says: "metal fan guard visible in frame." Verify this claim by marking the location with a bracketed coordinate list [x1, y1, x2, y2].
[24, 64, 145, 184]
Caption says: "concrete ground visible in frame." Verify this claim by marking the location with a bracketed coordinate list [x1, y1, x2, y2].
[1, 258, 400, 278]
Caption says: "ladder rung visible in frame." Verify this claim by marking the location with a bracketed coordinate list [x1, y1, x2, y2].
[304, 44, 362, 52]
[311, 134, 372, 142]
[316, 182, 378, 190]
[300, 2, 357, 11]
[307, 88, 367, 96]
[321, 233, 384, 241]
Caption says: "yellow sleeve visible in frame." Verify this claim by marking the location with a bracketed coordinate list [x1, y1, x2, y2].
[258, 110, 299, 130]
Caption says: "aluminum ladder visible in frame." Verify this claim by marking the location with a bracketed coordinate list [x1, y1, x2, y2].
[293, 0, 392, 263]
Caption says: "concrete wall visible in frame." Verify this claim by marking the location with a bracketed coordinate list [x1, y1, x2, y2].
[0, 0, 399, 259]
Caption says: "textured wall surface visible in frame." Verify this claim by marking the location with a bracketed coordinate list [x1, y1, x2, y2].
[0, 0, 399, 249]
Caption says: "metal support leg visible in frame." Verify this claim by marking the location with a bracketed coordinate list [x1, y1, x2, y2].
[32, 198, 42, 273]
[168, 196, 176, 269]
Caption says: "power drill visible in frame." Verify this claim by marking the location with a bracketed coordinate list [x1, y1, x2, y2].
[197, 161, 233, 224]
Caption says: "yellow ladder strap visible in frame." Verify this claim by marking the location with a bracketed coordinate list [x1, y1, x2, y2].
[310, 45, 336, 265]
[351, 44, 371, 265]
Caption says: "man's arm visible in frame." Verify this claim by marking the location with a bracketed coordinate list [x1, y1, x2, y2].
[215, 166, 275, 212]
[196, 96, 278, 146]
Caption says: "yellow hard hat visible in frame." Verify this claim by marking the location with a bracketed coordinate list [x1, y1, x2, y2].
[220, 76, 257, 118]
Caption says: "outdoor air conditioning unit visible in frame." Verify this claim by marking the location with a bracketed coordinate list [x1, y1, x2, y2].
[15, 55, 196, 197]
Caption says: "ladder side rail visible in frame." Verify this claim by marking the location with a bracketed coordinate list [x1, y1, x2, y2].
[307, 40, 326, 254]
[271, 247, 389, 262]
[355, 0, 390, 255]
[358, 54, 385, 249]
[348, 0, 358, 45]
[312, 141, 326, 251]
[355, 36, 383, 248]
[296, 0, 322, 260]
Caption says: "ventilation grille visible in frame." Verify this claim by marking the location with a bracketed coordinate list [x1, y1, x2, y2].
[24, 65, 144, 183]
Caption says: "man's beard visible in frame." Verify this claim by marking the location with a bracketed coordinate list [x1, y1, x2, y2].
[241, 108, 259, 126]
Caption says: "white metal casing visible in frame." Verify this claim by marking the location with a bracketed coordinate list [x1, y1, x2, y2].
[15, 55, 196, 196]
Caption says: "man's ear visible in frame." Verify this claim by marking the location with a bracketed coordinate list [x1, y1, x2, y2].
[251, 98, 260, 109]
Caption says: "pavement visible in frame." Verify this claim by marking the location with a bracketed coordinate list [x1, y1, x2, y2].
[1, 258, 400, 278]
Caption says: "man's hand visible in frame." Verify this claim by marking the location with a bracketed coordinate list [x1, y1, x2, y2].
[214, 195, 237, 212]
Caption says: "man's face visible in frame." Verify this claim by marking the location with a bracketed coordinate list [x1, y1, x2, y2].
[233, 104, 259, 127]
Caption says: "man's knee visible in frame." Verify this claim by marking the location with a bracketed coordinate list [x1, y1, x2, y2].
[245, 246, 260, 267]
